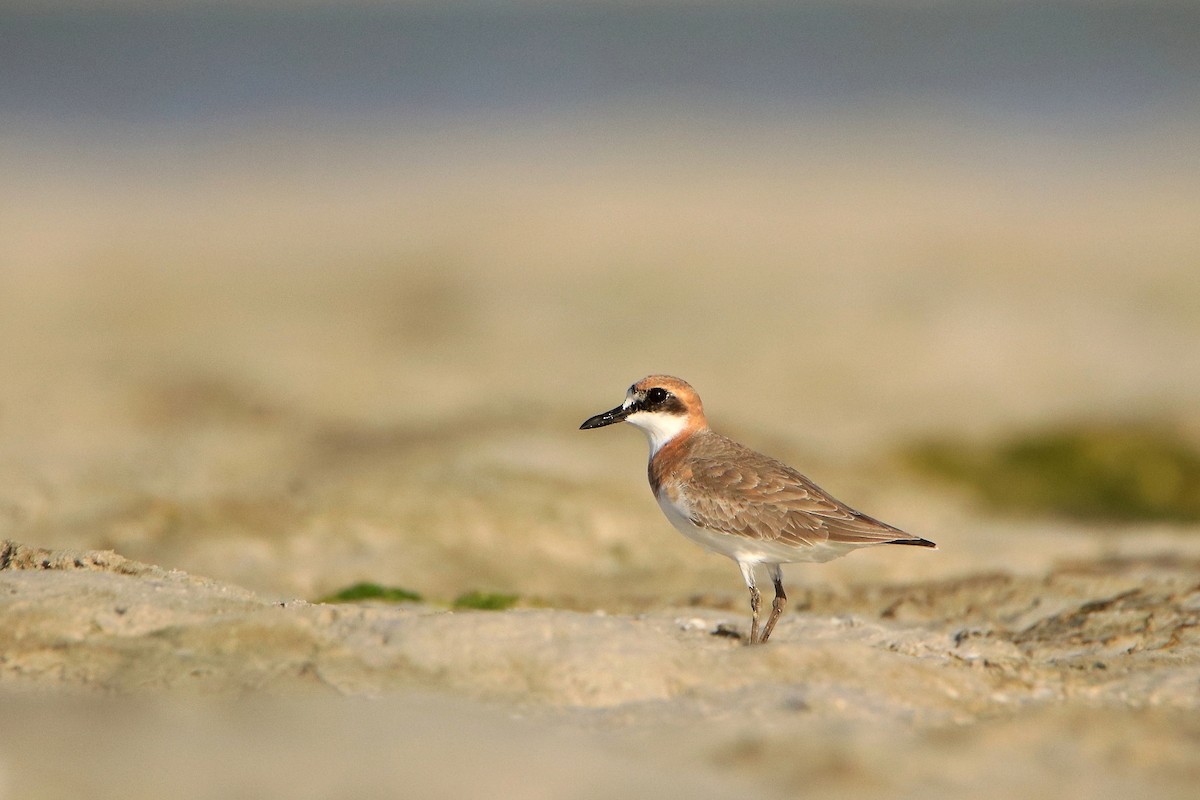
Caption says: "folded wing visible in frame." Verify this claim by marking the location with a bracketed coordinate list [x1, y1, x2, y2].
[679, 433, 934, 549]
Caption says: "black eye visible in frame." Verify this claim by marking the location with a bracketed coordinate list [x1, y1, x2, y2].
[647, 387, 668, 404]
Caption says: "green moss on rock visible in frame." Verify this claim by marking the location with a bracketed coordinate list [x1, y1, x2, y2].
[317, 582, 423, 604]
[452, 591, 520, 611]
[903, 422, 1200, 523]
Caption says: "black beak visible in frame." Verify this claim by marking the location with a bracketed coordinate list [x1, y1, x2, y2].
[579, 404, 631, 430]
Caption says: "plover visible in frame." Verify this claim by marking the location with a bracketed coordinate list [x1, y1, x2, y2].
[580, 375, 935, 644]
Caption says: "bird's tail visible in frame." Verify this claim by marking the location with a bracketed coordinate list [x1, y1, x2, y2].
[888, 536, 937, 549]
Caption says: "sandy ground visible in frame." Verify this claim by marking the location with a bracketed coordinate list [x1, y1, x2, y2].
[2, 115, 1200, 798]
[2, 540, 1200, 800]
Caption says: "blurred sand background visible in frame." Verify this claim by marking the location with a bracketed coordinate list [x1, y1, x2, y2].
[2, 1, 1200, 798]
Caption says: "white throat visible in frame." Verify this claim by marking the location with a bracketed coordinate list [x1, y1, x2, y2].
[625, 410, 690, 456]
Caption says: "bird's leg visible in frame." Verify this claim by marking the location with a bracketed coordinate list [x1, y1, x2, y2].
[748, 585, 761, 644]
[759, 565, 787, 644]
[738, 562, 761, 645]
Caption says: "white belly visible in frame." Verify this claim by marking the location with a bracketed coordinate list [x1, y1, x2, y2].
[655, 492, 861, 565]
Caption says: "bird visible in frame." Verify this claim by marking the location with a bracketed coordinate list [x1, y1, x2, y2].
[580, 375, 935, 644]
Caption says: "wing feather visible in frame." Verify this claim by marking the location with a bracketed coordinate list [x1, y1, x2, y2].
[677, 433, 916, 548]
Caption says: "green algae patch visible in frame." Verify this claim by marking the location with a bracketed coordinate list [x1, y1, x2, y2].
[318, 582, 423, 604]
[903, 422, 1200, 523]
[452, 591, 520, 611]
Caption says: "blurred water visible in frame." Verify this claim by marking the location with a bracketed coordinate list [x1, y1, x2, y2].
[2, 1, 1197, 128]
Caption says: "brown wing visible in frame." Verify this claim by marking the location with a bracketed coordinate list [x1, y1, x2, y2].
[677, 432, 928, 548]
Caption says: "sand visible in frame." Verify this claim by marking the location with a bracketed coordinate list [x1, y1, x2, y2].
[3, 538, 1200, 800]
[2, 112, 1200, 797]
